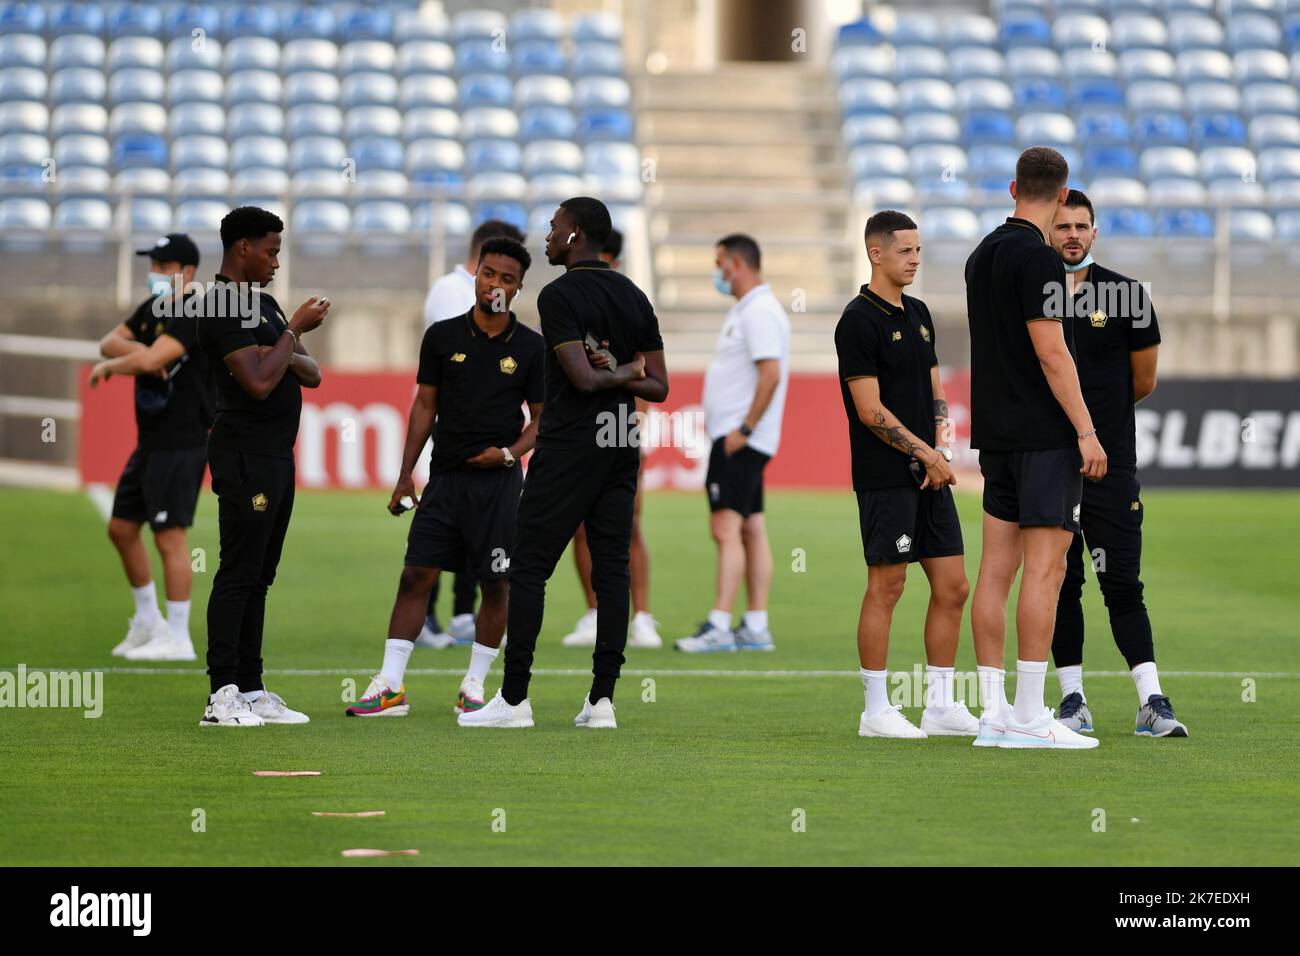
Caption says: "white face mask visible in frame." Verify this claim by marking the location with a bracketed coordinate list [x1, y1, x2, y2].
[148, 272, 175, 297]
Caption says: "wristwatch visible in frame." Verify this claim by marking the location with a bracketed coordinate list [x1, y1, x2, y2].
[936, 447, 953, 462]
[500, 447, 516, 468]
[738, 423, 753, 437]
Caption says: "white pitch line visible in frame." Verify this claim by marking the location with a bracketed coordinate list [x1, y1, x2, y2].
[85, 483, 114, 522]
[4, 666, 1297, 679]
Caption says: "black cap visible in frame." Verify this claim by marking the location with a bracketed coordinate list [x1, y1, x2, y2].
[136, 233, 200, 267]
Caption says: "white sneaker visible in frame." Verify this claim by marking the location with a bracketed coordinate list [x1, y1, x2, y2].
[574, 695, 617, 728]
[627, 612, 663, 649]
[999, 706, 1100, 749]
[674, 621, 737, 653]
[457, 690, 534, 728]
[561, 608, 598, 647]
[858, 705, 928, 739]
[112, 615, 166, 657]
[125, 631, 197, 661]
[972, 708, 1007, 748]
[415, 620, 457, 649]
[921, 700, 980, 736]
[200, 684, 264, 728]
[246, 689, 310, 724]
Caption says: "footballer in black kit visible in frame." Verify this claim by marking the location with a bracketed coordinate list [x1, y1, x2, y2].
[346, 237, 544, 719]
[459, 197, 669, 730]
[192, 207, 330, 728]
[1046, 190, 1186, 738]
[89, 233, 213, 662]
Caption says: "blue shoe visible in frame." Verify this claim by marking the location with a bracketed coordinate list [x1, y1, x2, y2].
[674, 621, 736, 653]
[448, 613, 476, 646]
[1135, 694, 1188, 738]
[734, 624, 775, 652]
[1057, 692, 1093, 732]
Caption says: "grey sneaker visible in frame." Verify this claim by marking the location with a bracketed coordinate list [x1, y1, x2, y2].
[1135, 694, 1188, 738]
[1057, 692, 1093, 732]
[674, 621, 736, 653]
[734, 624, 775, 652]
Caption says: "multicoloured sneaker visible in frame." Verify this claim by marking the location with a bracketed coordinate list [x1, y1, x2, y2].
[1135, 694, 1188, 738]
[1057, 692, 1094, 732]
[345, 676, 409, 717]
[455, 679, 486, 715]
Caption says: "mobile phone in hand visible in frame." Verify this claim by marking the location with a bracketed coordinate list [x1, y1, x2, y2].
[584, 332, 617, 371]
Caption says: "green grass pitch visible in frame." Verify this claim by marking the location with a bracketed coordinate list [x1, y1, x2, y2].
[1, 485, 1297, 866]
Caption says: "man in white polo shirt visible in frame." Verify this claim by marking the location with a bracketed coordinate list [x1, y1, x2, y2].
[676, 234, 790, 653]
[418, 219, 524, 648]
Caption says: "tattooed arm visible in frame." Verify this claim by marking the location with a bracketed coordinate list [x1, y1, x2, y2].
[846, 376, 954, 489]
[931, 367, 951, 448]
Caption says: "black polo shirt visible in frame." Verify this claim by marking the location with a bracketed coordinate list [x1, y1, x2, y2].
[123, 293, 213, 451]
[1069, 262, 1161, 468]
[534, 259, 664, 449]
[417, 308, 545, 474]
[965, 217, 1076, 452]
[195, 274, 301, 459]
[835, 285, 939, 491]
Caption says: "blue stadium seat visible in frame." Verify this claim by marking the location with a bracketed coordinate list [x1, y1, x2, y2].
[172, 166, 228, 197]
[455, 39, 510, 76]
[1187, 81, 1242, 114]
[943, 14, 997, 50]
[48, 2, 102, 37]
[1244, 83, 1300, 116]
[226, 71, 282, 108]
[1016, 112, 1076, 146]
[956, 78, 1013, 111]
[1286, 14, 1300, 53]
[0, 65, 43, 100]
[1071, 77, 1124, 110]
[902, 112, 960, 146]
[405, 138, 464, 183]
[948, 47, 1003, 80]
[402, 107, 459, 143]
[1077, 109, 1130, 145]
[1208, 178, 1266, 206]
[1088, 176, 1148, 206]
[896, 46, 947, 81]
[852, 177, 915, 208]
[164, 5, 221, 45]
[1250, 115, 1300, 149]
[116, 197, 173, 234]
[232, 167, 288, 200]
[293, 199, 350, 235]
[1148, 177, 1207, 205]
[1128, 80, 1184, 113]
[289, 135, 345, 173]
[962, 109, 1016, 144]
[54, 196, 111, 231]
[351, 135, 404, 172]
[1257, 146, 1300, 182]
[457, 73, 512, 109]
[164, 36, 221, 73]
[910, 144, 968, 181]
[584, 141, 640, 179]
[398, 40, 454, 77]
[223, 5, 279, 41]
[291, 167, 348, 197]
[1084, 144, 1138, 177]
[511, 8, 565, 42]
[832, 44, 895, 81]
[1229, 16, 1283, 53]
[285, 72, 341, 107]
[465, 138, 521, 174]
[109, 103, 166, 137]
[174, 199, 227, 232]
[167, 70, 223, 107]
[50, 34, 104, 70]
[516, 75, 573, 109]
[1236, 50, 1290, 87]
[840, 78, 899, 115]
[1110, 15, 1168, 51]
[53, 132, 109, 168]
[1276, 209, 1300, 241]
[522, 139, 582, 177]
[843, 113, 902, 147]
[50, 67, 102, 105]
[231, 136, 287, 172]
[1097, 207, 1154, 237]
[0, 31, 41, 69]
[574, 77, 630, 109]
[1230, 210, 1274, 240]
[969, 143, 1019, 180]
[518, 105, 575, 142]
[114, 166, 171, 197]
[999, 14, 1052, 48]
[570, 43, 623, 77]
[339, 5, 393, 42]
[577, 108, 633, 143]
[1006, 47, 1061, 78]
[283, 6, 337, 42]
[398, 74, 457, 110]
[1120, 50, 1175, 82]
[54, 168, 111, 207]
[1193, 113, 1248, 147]
[899, 79, 956, 112]
[1140, 145, 1200, 180]
[528, 173, 589, 206]
[0, 130, 45, 166]
[1054, 13, 1108, 51]
[471, 201, 527, 233]
[1063, 49, 1117, 79]
[512, 39, 567, 77]
[108, 3, 163, 41]
[286, 104, 343, 140]
[1155, 208, 1214, 238]
[0, 198, 49, 247]
[228, 104, 284, 139]
[571, 11, 621, 44]
[461, 107, 518, 140]
[836, 20, 886, 48]
[413, 201, 470, 237]
[341, 40, 396, 75]
[171, 135, 227, 173]
[1168, 14, 1224, 53]
[0, 100, 43, 134]
[50, 103, 105, 137]
[1014, 78, 1067, 111]
[225, 37, 280, 73]
[112, 133, 166, 171]
[1176, 49, 1233, 83]
[345, 106, 401, 141]
[894, 13, 941, 47]
[169, 102, 224, 139]
[108, 69, 165, 108]
[282, 39, 338, 74]
[107, 37, 162, 73]
[922, 207, 980, 239]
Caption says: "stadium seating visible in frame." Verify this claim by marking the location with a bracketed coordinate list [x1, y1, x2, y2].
[0, 3, 637, 249]
[835, 2, 1300, 238]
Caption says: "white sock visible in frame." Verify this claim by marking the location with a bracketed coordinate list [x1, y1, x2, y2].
[132, 583, 160, 623]
[465, 640, 498, 685]
[708, 609, 732, 632]
[925, 665, 955, 709]
[742, 610, 768, 633]
[861, 667, 890, 717]
[380, 638, 414, 690]
[1057, 664, 1085, 702]
[977, 666, 1008, 716]
[1131, 661, 1162, 703]
[633, 610, 653, 625]
[451, 613, 474, 630]
[1012, 659, 1048, 724]
[166, 600, 191, 642]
